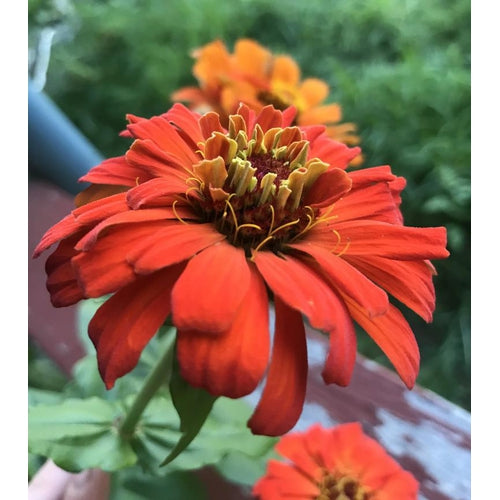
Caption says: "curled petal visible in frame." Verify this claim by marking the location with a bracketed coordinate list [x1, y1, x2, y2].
[248, 296, 308, 436]
[45, 234, 86, 307]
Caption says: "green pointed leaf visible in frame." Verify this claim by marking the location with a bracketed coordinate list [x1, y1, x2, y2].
[161, 361, 218, 466]
[28, 397, 137, 472]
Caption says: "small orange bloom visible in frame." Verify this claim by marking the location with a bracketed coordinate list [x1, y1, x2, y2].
[253, 423, 419, 499]
[171, 39, 362, 161]
[33, 103, 448, 436]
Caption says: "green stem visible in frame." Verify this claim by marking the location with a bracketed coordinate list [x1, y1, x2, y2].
[119, 332, 175, 437]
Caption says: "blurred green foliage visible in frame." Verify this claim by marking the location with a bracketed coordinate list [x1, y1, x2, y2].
[28, 0, 470, 409]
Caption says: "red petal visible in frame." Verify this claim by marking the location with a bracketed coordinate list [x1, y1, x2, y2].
[176, 266, 270, 398]
[334, 181, 403, 225]
[344, 255, 436, 322]
[171, 242, 251, 334]
[74, 207, 193, 251]
[274, 427, 325, 479]
[126, 176, 194, 209]
[199, 112, 226, 139]
[303, 168, 352, 208]
[126, 115, 199, 165]
[88, 265, 184, 389]
[79, 156, 148, 186]
[253, 460, 319, 498]
[321, 303, 357, 387]
[309, 134, 361, 169]
[254, 105, 284, 132]
[248, 297, 308, 436]
[125, 139, 192, 176]
[45, 234, 86, 307]
[33, 193, 128, 257]
[253, 251, 343, 332]
[290, 242, 388, 318]
[345, 298, 420, 389]
[127, 223, 225, 274]
[326, 220, 449, 260]
[71, 221, 170, 297]
[165, 103, 203, 147]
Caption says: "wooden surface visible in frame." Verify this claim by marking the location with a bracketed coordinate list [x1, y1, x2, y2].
[28, 179, 471, 500]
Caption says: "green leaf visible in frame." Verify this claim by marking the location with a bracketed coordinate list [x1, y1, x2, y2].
[161, 360, 218, 466]
[110, 467, 208, 500]
[28, 387, 65, 406]
[28, 397, 137, 472]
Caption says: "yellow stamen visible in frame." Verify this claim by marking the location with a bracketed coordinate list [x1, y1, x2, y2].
[252, 235, 275, 255]
[267, 204, 276, 236]
[270, 218, 301, 236]
[172, 200, 188, 225]
[234, 223, 263, 242]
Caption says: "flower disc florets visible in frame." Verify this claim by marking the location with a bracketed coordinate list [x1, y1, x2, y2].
[317, 471, 369, 500]
[189, 113, 328, 256]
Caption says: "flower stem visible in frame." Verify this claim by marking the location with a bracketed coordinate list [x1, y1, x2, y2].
[119, 331, 176, 438]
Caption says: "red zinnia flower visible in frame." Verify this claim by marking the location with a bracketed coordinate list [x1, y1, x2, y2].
[33, 103, 449, 436]
[253, 422, 419, 499]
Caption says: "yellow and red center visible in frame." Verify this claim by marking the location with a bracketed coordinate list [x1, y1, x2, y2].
[316, 471, 370, 500]
[187, 115, 329, 256]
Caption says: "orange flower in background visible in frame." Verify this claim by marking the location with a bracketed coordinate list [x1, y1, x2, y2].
[171, 39, 362, 164]
[253, 423, 419, 499]
[34, 103, 448, 436]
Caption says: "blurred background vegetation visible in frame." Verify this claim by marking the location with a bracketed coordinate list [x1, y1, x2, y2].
[28, 0, 470, 410]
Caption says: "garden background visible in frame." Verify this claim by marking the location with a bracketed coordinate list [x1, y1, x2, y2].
[28, 0, 470, 414]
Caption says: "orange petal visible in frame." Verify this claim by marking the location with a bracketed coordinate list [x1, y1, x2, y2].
[126, 176, 192, 209]
[345, 299, 420, 389]
[126, 116, 199, 165]
[344, 255, 436, 322]
[74, 207, 193, 251]
[274, 426, 326, 479]
[234, 39, 272, 82]
[299, 103, 342, 126]
[247, 296, 308, 436]
[127, 223, 225, 274]
[165, 103, 204, 147]
[89, 265, 184, 389]
[333, 182, 402, 225]
[253, 460, 319, 497]
[331, 220, 450, 260]
[72, 221, 171, 297]
[271, 55, 300, 85]
[303, 167, 352, 208]
[309, 134, 361, 169]
[176, 265, 270, 398]
[290, 242, 388, 318]
[45, 234, 86, 307]
[171, 242, 251, 334]
[33, 193, 128, 258]
[253, 252, 341, 332]
[298, 78, 329, 107]
[79, 156, 148, 187]
[125, 139, 192, 177]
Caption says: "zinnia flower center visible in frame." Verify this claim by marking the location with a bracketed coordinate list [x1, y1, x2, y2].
[316, 471, 370, 500]
[190, 116, 329, 257]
